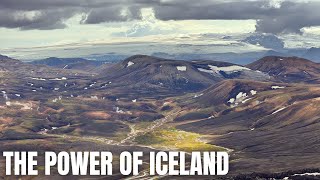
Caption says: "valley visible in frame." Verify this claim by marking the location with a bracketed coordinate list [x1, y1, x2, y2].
[1, 54, 320, 179]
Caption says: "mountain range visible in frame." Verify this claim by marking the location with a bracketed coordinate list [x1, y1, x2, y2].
[1, 53, 320, 178]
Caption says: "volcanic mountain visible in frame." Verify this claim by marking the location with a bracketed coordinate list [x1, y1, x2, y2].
[2, 53, 320, 177]
[247, 56, 320, 83]
[180, 79, 279, 108]
[0, 54, 93, 77]
[97, 55, 270, 92]
[173, 79, 320, 173]
[30, 57, 106, 71]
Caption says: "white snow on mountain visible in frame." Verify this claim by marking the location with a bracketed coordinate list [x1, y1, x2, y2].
[272, 107, 287, 114]
[127, 61, 135, 67]
[272, 86, 285, 89]
[198, 65, 250, 74]
[250, 90, 257, 95]
[176, 66, 187, 71]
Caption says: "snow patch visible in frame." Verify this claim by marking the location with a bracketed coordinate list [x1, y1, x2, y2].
[116, 107, 124, 114]
[198, 65, 250, 75]
[198, 68, 213, 74]
[209, 65, 250, 72]
[228, 98, 235, 103]
[293, 172, 320, 176]
[91, 96, 98, 99]
[250, 90, 257, 95]
[127, 61, 135, 67]
[2, 91, 9, 101]
[31, 77, 46, 81]
[194, 93, 204, 98]
[228, 91, 256, 106]
[176, 66, 187, 71]
[50, 77, 67, 81]
[101, 81, 112, 88]
[272, 86, 285, 89]
[242, 98, 252, 104]
[272, 107, 287, 114]
[236, 92, 247, 99]
[89, 82, 97, 87]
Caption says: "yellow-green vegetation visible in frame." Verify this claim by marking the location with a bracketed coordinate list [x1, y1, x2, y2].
[135, 128, 227, 152]
[131, 121, 154, 131]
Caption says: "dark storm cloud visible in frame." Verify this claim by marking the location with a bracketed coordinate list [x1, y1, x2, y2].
[255, 1, 320, 34]
[151, 0, 320, 34]
[0, 0, 144, 30]
[82, 5, 143, 24]
[0, 8, 77, 30]
[0, 0, 320, 34]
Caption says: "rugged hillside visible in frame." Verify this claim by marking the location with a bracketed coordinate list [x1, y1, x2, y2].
[97, 55, 270, 92]
[2, 53, 320, 176]
[0, 54, 94, 77]
[173, 79, 320, 173]
[247, 56, 320, 83]
[180, 80, 279, 108]
[30, 57, 106, 71]
[0, 54, 98, 102]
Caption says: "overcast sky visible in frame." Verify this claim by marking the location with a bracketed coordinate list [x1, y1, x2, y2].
[1, 0, 320, 59]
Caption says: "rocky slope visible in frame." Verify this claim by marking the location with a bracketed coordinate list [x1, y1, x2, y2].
[97, 55, 270, 92]
[247, 56, 320, 83]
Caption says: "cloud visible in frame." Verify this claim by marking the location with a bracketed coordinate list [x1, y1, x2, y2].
[151, 0, 320, 34]
[242, 33, 285, 49]
[255, 1, 320, 34]
[0, 0, 145, 30]
[0, 9, 74, 30]
[0, 0, 320, 34]
[112, 8, 178, 37]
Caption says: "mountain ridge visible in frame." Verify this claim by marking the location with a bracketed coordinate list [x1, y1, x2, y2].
[247, 56, 320, 83]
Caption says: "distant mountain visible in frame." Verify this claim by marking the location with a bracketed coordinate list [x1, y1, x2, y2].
[0, 54, 25, 70]
[242, 34, 285, 50]
[263, 50, 288, 57]
[0, 54, 21, 63]
[151, 52, 266, 65]
[30, 57, 107, 71]
[0, 54, 93, 82]
[247, 56, 320, 83]
[0, 54, 14, 60]
[85, 54, 129, 62]
[303, 47, 320, 61]
[97, 55, 269, 92]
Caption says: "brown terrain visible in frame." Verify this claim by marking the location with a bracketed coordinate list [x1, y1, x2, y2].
[0, 54, 320, 179]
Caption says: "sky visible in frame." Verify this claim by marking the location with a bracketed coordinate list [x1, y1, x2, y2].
[1, 0, 320, 60]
